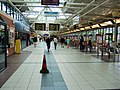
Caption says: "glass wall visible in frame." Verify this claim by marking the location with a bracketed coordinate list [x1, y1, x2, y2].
[118, 27, 120, 43]
[6, 4, 11, 16]
[0, 1, 30, 26]
[0, 2, 1, 10]
[2, 3, 7, 13]
[0, 22, 7, 72]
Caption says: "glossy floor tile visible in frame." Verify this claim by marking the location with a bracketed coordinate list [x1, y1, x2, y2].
[0, 42, 120, 90]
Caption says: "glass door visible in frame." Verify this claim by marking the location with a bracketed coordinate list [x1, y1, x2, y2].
[0, 21, 7, 72]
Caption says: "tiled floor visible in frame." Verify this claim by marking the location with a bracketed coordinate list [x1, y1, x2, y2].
[0, 41, 120, 90]
[0, 51, 32, 88]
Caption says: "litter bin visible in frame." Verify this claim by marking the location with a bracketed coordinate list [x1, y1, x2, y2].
[15, 39, 21, 54]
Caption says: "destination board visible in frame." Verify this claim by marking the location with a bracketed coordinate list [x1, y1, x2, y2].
[49, 23, 60, 31]
[35, 23, 46, 31]
[41, 0, 59, 5]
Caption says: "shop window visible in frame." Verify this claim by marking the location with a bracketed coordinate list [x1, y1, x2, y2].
[109, 28, 113, 33]
[14, 12, 16, 20]
[118, 27, 120, 43]
[106, 28, 109, 33]
[96, 29, 99, 34]
[11, 8, 14, 18]
[100, 29, 104, 34]
[15, 12, 18, 20]
[2, 3, 7, 13]
[0, 22, 7, 72]
[8, 27, 15, 47]
[0, 2, 1, 10]
[118, 27, 120, 33]
[6, 3, 11, 16]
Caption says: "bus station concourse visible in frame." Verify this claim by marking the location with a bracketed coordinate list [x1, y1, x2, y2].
[1, 0, 120, 90]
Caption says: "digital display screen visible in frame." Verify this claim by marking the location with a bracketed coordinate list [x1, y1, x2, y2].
[41, 0, 59, 5]
[49, 23, 60, 31]
[35, 23, 46, 31]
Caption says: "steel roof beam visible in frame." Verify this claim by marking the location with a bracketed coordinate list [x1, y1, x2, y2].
[7, 0, 29, 23]
[30, 8, 46, 26]
[64, 0, 110, 25]
[66, 3, 98, 6]
[14, 5, 63, 8]
[11, 1, 64, 4]
[65, 7, 83, 9]
[14, 5, 83, 9]
[64, 0, 96, 24]
[11, 1, 41, 3]
[81, 0, 109, 17]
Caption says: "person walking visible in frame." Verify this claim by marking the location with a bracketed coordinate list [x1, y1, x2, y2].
[46, 36, 51, 52]
[33, 36, 37, 47]
[53, 37, 58, 50]
[79, 36, 84, 50]
[88, 39, 92, 52]
[65, 37, 70, 48]
[60, 37, 65, 48]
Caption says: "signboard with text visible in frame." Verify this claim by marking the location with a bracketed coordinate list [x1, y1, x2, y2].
[49, 23, 60, 31]
[35, 23, 46, 31]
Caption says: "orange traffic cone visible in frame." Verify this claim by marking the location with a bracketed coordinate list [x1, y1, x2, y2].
[40, 54, 49, 73]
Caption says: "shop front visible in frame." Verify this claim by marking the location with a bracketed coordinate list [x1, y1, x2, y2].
[0, 11, 15, 56]
[15, 21, 30, 50]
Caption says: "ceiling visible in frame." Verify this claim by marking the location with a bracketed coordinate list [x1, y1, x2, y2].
[10, 0, 120, 31]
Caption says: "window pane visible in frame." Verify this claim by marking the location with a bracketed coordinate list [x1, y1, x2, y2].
[2, 3, 6, 13]
[0, 2, 1, 10]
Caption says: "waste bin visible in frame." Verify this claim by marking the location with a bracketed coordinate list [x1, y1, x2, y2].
[15, 39, 21, 54]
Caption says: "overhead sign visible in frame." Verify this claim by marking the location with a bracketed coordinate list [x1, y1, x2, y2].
[49, 23, 60, 31]
[41, 0, 59, 5]
[44, 12, 59, 14]
[44, 12, 59, 17]
[35, 23, 46, 31]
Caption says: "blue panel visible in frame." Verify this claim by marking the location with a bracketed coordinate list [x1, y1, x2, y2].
[44, 12, 59, 15]
[15, 21, 24, 33]
[15, 21, 30, 33]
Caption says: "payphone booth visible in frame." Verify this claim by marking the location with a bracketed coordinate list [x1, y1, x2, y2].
[0, 21, 7, 72]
